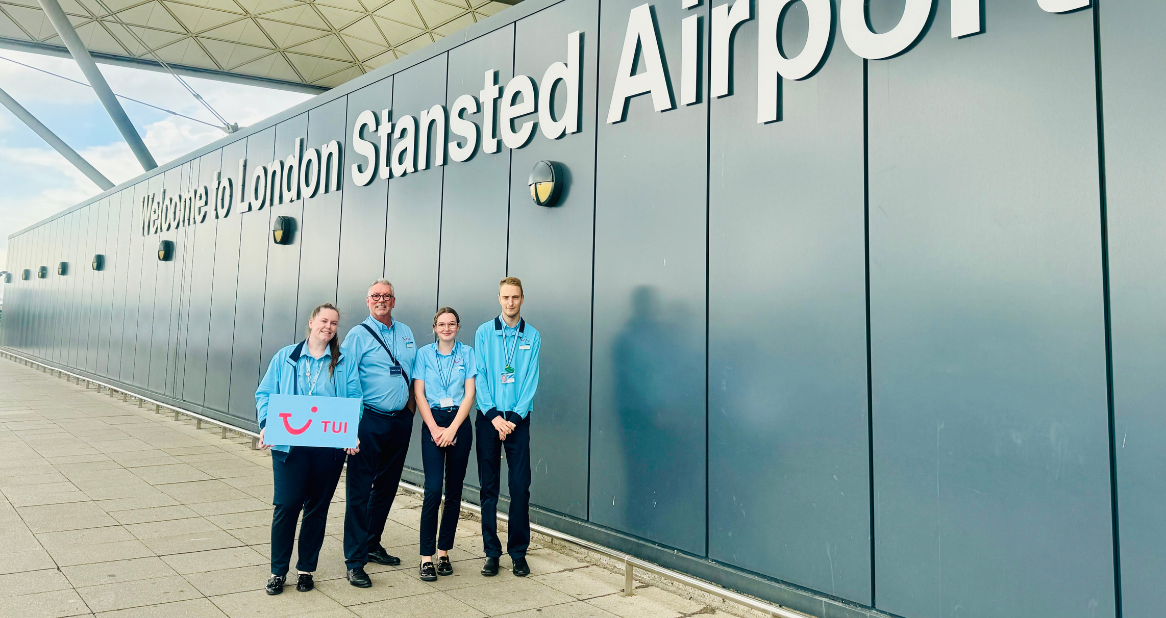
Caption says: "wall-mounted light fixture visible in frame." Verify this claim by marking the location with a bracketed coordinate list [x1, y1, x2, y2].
[57, 262, 68, 276]
[2, 272, 10, 283]
[92, 254, 105, 271]
[37, 266, 48, 278]
[158, 240, 174, 261]
[272, 216, 294, 245]
[528, 160, 563, 207]
[21, 269, 30, 280]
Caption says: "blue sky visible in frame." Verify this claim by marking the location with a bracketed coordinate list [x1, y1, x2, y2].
[0, 50, 314, 299]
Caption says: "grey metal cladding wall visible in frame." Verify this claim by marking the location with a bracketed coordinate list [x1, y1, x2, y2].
[228, 128, 276, 421]
[71, 206, 94, 368]
[707, 2, 871, 603]
[590, 0, 707, 555]
[84, 199, 108, 373]
[169, 160, 202, 398]
[148, 168, 183, 394]
[206, 139, 248, 414]
[509, 0, 598, 519]
[294, 98, 346, 329]
[80, 203, 99, 369]
[868, 3, 1114, 618]
[260, 115, 309, 372]
[96, 195, 123, 377]
[337, 78, 391, 340]
[51, 214, 74, 363]
[439, 24, 514, 493]
[131, 180, 159, 387]
[134, 176, 166, 389]
[54, 215, 73, 362]
[384, 56, 447, 471]
[109, 190, 134, 380]
[1099, 3, 1166, 616]
[182, 150, 224, 405]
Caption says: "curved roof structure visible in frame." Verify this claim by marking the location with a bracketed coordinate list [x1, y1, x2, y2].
[0, 0, 518, 91]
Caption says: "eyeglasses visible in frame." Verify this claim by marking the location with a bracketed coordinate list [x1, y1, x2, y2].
[435, 321, 459, 329]
[368, 293, 394, 301]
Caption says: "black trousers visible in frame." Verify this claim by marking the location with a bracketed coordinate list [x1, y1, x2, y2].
[270, 447, 345, 577]
[420, 407, 473, 556]
[475, 411, 531, 559]
[344, 409, 412, 568]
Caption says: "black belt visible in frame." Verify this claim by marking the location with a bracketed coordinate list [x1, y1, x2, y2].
[364, 404, 409, 417]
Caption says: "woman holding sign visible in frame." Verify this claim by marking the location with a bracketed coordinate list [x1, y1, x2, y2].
[255, 303, 362, 595]
[413, 307, 476, 581]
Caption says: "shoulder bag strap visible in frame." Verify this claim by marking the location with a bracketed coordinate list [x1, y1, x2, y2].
[360, 323, 411, 384]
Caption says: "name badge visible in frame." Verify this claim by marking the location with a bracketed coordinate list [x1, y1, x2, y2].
[405, 342, 414, 348]
[390, 366, 403, 376]
[500, 371, 515, 384]
[519, 345, 531, 350]
[439, 397, 455, 408]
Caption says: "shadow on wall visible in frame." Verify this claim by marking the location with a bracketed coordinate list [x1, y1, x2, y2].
[611, 285, 702, 538]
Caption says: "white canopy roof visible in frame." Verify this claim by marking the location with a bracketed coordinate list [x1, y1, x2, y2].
[0, 0, 517, 91]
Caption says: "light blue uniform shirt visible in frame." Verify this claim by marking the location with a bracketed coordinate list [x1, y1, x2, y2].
[255, 340, 363, 452]
[474, 316, 540, 420]
[415, 341, 477, 409]
[341, 315, 417, 412]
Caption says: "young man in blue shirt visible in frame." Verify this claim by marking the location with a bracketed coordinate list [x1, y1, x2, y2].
[474, 276, 541, 577]
[339, 279, 417, 587]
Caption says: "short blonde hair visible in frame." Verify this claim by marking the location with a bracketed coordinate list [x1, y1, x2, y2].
[499, 276, 523, 295]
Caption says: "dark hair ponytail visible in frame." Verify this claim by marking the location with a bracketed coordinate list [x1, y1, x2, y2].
[306, 303, 341, 377]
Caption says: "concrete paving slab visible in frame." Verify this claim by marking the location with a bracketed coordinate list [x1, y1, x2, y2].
[161, 547, 268, 575]
[94, 598, 228, 618]
[61, 557, 179, 587]
[76, 575, 203, 613]
[0, 588, 91, 618]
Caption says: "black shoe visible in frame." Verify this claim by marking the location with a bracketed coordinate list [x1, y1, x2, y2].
[511, 556, 530, 577]
[436, 556, 453, 576]
[368, 548, 401, 566]
[296, 573, 314, 592]
[481, 556, 499, 576]
[347, 567, 372, 588]
[420, 561, 438, 582]
[265, 575, 285, 595]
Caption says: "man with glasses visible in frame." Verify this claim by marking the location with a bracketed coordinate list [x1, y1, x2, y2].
[339, 279, 418, 587]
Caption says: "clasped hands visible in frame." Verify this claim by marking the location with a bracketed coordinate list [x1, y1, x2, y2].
[428, 423, 461, 447]
[490, 416, 517, 441]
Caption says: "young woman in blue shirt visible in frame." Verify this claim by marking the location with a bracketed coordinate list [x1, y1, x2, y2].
[255, 303, 362, 595]
[413, 307, 476, 581]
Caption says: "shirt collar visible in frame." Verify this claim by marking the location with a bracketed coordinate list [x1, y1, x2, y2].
[494, 315, 525, 334]
[364, 314, 394, 334]
[289, 341, 337, 364]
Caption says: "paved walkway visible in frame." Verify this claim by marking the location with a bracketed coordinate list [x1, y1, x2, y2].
[0, 356, 722, 618]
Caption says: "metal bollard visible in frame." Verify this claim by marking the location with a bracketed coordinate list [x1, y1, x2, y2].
[196, 419, 202, 429]
[174, 411, 180, 421]
[252, 437, 259, 450]
[221, 427, 228, 439]
[624, 557, 634, 596]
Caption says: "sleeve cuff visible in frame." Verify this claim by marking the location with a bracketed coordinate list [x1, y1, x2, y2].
[483, 407, 501, 421]
[258, 418, 266, 430]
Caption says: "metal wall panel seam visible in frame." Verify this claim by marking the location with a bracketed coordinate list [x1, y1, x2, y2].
[863, 58, 876, 608]
[585, 0, 604, 526]
[1092, 1, 1123, 615]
